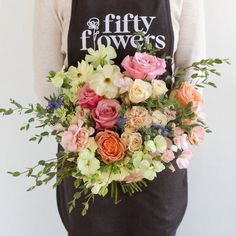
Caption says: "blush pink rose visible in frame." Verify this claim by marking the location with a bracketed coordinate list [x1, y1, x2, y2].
[76, 84, 103, 109]
[188, 126, 205, 145]
[173, 134, 189, 150]
[161, 150, 175, 163]
[92, 99, 121, 130]
[61, 123, 95, 152]
[121, 52, 166, 80]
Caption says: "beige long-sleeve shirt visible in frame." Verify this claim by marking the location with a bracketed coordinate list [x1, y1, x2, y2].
[33, 0, 206, 105]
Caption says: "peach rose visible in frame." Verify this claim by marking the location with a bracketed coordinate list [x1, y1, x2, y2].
[95, 130, 125, 164]
[163, 108, 176, 122]
[121, 132, 142, 152]
[175, 82, 202, 108]
[188, 126, 205, 145]
[125, 106, 152, 130]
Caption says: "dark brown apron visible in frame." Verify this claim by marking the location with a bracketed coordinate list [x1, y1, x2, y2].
[56, 1, 188, 235]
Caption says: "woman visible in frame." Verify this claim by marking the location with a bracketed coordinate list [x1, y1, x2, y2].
[33, 0, 206, 235]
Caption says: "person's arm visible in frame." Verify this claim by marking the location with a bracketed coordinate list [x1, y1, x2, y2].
[33, 0, 64, 106]
[174, 0, 206, 92]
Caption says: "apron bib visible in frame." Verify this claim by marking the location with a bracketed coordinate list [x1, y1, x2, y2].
[56, 1, 188, 235]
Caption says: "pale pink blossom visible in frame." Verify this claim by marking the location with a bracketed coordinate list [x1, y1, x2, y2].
[53, 123, 65, 132]
[180, 149, 193, 159]
[124, 172, 144, 183]
[173, 127, 184, 136]
[188, 126, 205, 145]
[114, 76, 134, 94]
[161, 150, 175, 163]
[176, 158, 190, 169]
[173, 134, 189, 150]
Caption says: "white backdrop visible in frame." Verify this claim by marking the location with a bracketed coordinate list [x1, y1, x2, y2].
[0, 0, 235, 235]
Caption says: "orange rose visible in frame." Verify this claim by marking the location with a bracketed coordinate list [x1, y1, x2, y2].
[175, 82, 202, 107]
[95, 130, 125, 164]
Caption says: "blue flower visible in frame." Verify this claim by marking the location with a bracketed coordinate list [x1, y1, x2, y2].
[116, 116, 126, 129]
[48, 98, 62, 111]
[151, 124, 169, 136]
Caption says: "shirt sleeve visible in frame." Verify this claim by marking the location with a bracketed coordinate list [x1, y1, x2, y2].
[174, 0, 206, 82]
[33, 0, 65, 106]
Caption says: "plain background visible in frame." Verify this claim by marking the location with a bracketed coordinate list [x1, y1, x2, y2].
[0, 0, 235, 235]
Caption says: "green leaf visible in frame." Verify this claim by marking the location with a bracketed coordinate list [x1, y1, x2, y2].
[8, 171, 21, 177]
[191, 73, 198, 79]
[0, 108, 6, 113]
[27, 186, 36, 192]
[4, 109, 13, 115]
[38, 160, 46, 165]
[28, 118, 35, 123]
[208, 82, 217, 88]
[36, 180, 43, 186]
[74, 179, 81, 189]
[27, 169, 33, 177]
[29, 137, 37, 141]
[214, 58, 222, 64]
[41, 131, 49, 136]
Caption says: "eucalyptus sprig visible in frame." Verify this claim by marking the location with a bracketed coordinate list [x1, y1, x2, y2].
[173, 58, 230, 89]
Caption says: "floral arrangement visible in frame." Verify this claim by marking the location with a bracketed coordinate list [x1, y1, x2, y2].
[0, 39, 229, 216]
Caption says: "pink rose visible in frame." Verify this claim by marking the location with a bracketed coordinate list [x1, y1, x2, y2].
[176, 158, 190, 169]
[188, 126, 205, 145]
[92, 99, 120, 130]
[173, 134, 189, 150]
[161, 150, 175, 163]
[76, 84, 103, 109]
[121, 52, 166, 80]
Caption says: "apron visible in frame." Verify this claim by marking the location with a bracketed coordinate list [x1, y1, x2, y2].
[56, 1, 188, 235]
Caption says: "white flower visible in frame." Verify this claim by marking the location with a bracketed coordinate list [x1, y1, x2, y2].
[144, 140, 156, 153]
[152, 160, 166, 173]
[77, 149, 100, 176]
[88, 64, 121, 98]
[152, 110, 168, 126]
[152, 80, 168, 98]
[85, 44, 117, 68]
[67, 60, 94, 84]
[51, 70, 65, 89]
[154, 135, 167, 153]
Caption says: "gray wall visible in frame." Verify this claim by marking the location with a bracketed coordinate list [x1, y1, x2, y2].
[0, 0, 235, 235]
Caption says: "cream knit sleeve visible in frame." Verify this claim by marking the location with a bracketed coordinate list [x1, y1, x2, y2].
[33, 0, 65, 105]
[174, 0, 206, 75]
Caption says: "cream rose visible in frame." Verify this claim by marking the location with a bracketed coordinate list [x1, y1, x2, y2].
[121, 132, 142, 152]
[152, 110, 168, 126]
[152, 80, 168, 98]
[128, 79, 152, 103]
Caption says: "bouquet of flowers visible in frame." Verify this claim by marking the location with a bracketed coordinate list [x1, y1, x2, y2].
[0, 39, 229, 216]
